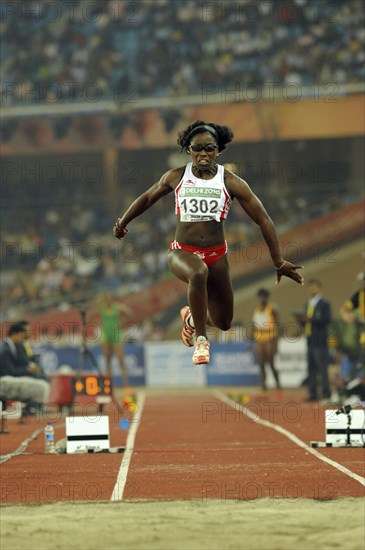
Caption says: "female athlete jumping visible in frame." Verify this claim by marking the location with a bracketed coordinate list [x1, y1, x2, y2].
[114, 120, 304, 365]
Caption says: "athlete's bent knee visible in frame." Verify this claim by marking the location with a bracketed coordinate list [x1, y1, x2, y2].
[190, 266, 209, 287]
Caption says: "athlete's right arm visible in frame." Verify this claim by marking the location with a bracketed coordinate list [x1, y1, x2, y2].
[113, 168, 182, 239]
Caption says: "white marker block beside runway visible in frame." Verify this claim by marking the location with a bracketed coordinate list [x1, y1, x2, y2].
[325, 409, 365, 447]
[65, 416, 110, 453]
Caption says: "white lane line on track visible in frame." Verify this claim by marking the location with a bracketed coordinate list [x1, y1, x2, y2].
[0, 421, 65, 465]
[215, 391, 365, 488]
[110, 391, 146, 502]
[0, 428, 44, 465]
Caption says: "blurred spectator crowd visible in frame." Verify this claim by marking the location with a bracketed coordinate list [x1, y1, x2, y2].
[1, 0, 364, 105]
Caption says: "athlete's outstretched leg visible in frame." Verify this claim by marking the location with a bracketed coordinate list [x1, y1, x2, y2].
[167, 250, 209, 338]
[206, 255, 234, 332]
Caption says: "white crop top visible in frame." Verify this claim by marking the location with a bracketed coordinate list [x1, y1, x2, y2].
[175, 163, 232, 222]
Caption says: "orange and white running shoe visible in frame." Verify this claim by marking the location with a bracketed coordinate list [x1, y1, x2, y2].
[180, 306, 195, 347]
[192, 336, 210, 365]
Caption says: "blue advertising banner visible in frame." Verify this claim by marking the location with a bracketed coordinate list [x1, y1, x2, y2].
[144, 341, 259, 387]
[34, 343, 145, 387]
[206, 341, 260, 386]
[33, 341, 261, 388]
[31, 339, 306, 388]
[145, 341, 206, 387]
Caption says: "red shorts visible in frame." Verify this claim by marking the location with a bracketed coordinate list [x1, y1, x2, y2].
[169, 240, 228, 267]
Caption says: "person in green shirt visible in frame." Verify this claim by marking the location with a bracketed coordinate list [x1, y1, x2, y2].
[89, 291, 133, 389]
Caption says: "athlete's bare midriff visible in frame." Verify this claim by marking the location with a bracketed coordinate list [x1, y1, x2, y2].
[174, 219, 226, 247]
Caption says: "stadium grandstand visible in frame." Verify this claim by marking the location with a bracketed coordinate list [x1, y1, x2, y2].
[1, 0, 364, 329]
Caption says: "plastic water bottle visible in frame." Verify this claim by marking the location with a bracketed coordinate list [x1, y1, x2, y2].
[44, 422, 55, 454]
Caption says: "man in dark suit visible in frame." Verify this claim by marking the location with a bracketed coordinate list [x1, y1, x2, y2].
[0, 323, 49, 404]
[302, 279, 332, 401]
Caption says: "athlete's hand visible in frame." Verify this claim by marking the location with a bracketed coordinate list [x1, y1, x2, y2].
[275, 260, 304, 286]
[113, 220, 129, 240]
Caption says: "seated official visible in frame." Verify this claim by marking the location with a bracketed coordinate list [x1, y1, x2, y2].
[0, 323, 49, 404]
[16, 319, 49, 382]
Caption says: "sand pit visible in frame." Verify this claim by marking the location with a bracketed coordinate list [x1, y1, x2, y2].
[1, 498, 364, 550]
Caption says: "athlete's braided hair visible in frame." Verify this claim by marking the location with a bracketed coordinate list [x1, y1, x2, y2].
[177, 120, 234, 153]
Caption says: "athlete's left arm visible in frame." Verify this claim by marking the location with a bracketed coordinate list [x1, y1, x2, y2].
[225, 171, 304, 285]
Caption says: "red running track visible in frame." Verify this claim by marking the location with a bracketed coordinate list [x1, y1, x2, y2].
[122, 393, 365, 501]
[1, 392, 364, 505]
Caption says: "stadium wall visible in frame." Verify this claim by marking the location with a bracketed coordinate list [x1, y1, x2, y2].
[1, 94, 364, 155]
